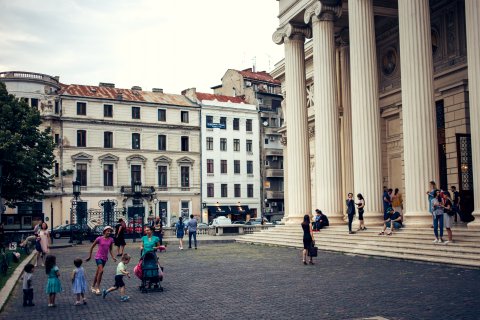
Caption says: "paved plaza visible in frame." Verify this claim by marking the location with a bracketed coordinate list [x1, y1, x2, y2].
[1, 242, 480, 320]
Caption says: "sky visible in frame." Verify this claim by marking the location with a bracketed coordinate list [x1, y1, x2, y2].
[0, 0, 284, 94]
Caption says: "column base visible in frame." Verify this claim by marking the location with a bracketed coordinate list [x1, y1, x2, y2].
[284, 216, 308, 225]
[404, 211, 433, 228]
[467, 210, 480, 230]
[363, 211, 384, 227]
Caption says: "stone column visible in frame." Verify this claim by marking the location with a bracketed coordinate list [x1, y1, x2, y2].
[465, 0, 480, 229]
[348, 0, 383, 222]
[339, 40, 355, 215]
[398, 0, 439, 226]
[304, 2, 343, 224]
[273, 24, 312, 224]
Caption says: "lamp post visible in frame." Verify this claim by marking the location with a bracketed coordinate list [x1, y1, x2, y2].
[133, 181, 142, 243]
[70, 180, 81, 243]
[153, 198, 158, 220]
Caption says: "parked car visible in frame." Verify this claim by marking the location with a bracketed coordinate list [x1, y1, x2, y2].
[232, 220, 245, 225]
[245, 218, 273, 226]
[88, 225, 104, 242]
[52, 224, 92, 239]
[211, 216, 232, 226]
[197, 223, 210, 228]
[125, 218, 143, 234]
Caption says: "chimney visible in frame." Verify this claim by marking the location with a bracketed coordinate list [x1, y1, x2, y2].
[99, 82, 115, 88]
[152, 88, 163, 93]
[181, 88, 198, 103]
[131, 86, 142, 91]
[116, 91, 123, 100]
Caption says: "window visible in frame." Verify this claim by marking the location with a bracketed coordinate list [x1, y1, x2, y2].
[132, 133, 140, 149]
[103, 164, 114, 186]
[234, 184, 241, 197]
[220, 117, 226, 129]
[206, 115, 213, 126]
[54, 134, 60, 146]
[181, 166, 190, 188]
[31, 98, 38, 109]
[77, 102, 86, 115]
[247, 161, 253, 174]
[181, 201, 190, 217]
[233, 118, 239, 130]
[131, 165, 141, 185]
[158, 165, 167, 188]
[221, 184, 228, 197]
[54, 101, 59, 114]
[54, 162, 59, 177]
[132, 106, 141, 119]
[234, 160, 240, 174]
[207, 159, 214, 174]
[265, 138, 269, 145]
[158, 109, 166, 122]
[158, 135, 167, 151]
[246, 119, 252, 132]
[206, 137, 213, 150]
[77, 130, 86, 147]
[104, 132, 113, 148]
[246, 140, 252, 152]
[233, 139, 240, 152]
[207, 183, 214, 197]
[181, 136, 189, 151]
[220, 138, 227, 151]
[104, 104, 113, 117]
[181, 111, 189, 123]
[221, 160, 227, 174]
[76, 163, 87, 186]
[247, 184, 254, 198]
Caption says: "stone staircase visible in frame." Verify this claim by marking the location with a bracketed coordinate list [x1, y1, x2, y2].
[235, 224, 480, 268]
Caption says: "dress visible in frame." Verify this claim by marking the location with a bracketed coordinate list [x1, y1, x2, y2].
[45, 266, 62, 294]
[38, 230, 49, 254]
[175, 222, 185, 239]
[72, 266, 87, 294]
[302, 223, 312, 249]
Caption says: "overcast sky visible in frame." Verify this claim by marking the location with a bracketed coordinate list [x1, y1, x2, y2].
[0, 0, 284, 94]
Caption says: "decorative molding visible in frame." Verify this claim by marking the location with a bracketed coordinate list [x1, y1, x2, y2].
[272, 23, 312, 45]
[304, 0, 342, 24]
[98, 153, 119, 162]
[126, 154, 147, 163]
[154, 155, 173, 165]
[176, 156, 195, 165]
[71, 152, 93, 162]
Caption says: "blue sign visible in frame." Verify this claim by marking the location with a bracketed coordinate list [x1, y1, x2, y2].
[206, 122, 226, 129]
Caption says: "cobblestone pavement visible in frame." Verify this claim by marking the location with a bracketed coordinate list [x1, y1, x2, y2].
[1, 243, 480, 320]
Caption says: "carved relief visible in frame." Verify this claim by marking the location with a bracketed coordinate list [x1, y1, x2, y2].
[306, 84, 314, 109]
[280, 136, 287, 146]
[308, 125, 315, 139]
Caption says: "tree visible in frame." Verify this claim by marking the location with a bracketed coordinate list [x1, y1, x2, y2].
[0, 82, 55, 209]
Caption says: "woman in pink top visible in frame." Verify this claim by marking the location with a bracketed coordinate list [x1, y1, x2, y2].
[85, 226, 117, 295]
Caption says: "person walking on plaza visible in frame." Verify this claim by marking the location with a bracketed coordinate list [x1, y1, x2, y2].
[443, 191, 454, 245]
[102, 253, 131, 302]
[85, 226, 117, 295]
[71, 258, 88, 305]
[346, 193, 356, 234]
[392, 188, 403, 219]
[187, 214, 198, 249]
[175, 217, 186, 250]
[432, 190, 445, 243]
[301, 214, 314, 265]
[356, 193, 366, 231]
[36, 222, 51, 267]
[153, 217, 163, 245]
[45, 255, 62, 307]
[451, 185, 461, 222]
[22, 263, 35, 307]
[114, 218, 127, 257]
[140, 226, 161, 254]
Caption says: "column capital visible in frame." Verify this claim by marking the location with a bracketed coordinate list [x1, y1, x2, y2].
[272, 23, 312, 45]
[304, 0, 342, 24]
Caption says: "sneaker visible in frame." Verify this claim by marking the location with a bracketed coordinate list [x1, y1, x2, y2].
[180, 247, 183, 250]
[91, 287, 96, 294]
[444, 240, 450, 245]
[74, 301, 82, 306]
[48, 304, 53, 307]
[433, 239, 438, 243]
[95, 289, 101, 295]
[438, 239, 443, 243]
[102, 289, 107, 299]
[124, 295, 130, 301]
[83, 299, 87, 305]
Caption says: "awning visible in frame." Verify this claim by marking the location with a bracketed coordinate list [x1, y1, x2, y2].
[230, 205, 250, 215]
[207, 206, 231, 216]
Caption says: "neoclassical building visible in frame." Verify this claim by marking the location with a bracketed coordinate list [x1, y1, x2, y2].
[271, 0, 479, 228]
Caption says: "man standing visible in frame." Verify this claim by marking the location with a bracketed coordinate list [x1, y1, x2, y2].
[153, 217, 163, 245]
[186, 214, 198, 249]
[450, 186, 461, 223]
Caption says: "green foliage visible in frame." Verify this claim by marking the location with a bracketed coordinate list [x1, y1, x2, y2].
[0, 82, 55, 205]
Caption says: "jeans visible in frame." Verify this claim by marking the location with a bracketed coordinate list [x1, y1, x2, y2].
[23, 288, 33, 306]
[348, 215, 354, 232]
[188, 231, 197, 248]
[433, 214, 444, 239]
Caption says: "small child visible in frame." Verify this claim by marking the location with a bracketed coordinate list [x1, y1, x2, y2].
[45, 255, 62, 307]
[22, 263, 35, 307]
[71, 258, 88, 305]
[102, 253, 131, 302]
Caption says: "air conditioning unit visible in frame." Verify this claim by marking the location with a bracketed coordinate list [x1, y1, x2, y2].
[269, 136, 275, 141]
[271, 202, 277, 206]
[272, 156, 278, 161]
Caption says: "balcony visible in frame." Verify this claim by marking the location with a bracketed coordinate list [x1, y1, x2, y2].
[265, 148, 283, 156]
[264, 127, 281, 135]
[265, 168, 283, 178]
[265, 190, 284, 199]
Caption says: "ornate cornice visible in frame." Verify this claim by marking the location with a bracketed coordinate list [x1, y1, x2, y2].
[71, 152, 93, 162]
[272, 23, 312, 45]
[304, 0, 342, 23]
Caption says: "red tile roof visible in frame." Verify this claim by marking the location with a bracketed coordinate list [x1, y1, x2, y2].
[239, 68, 281, 85]
[59, 84, 196, 107]
[196, 92, 245, 104]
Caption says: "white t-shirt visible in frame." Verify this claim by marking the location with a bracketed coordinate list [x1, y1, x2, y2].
[22, 272, 32, 290]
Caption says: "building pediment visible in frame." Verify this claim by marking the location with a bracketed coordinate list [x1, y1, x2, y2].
[154, 155, 172, 164]
[71, 152, 93, 162]
[99, 153, 119, 162]
[176, 156, 195, 165]
[126, 154, 147, 163]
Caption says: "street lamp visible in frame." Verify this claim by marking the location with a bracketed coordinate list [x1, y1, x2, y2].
[132, 181, 142, 243]
[153, 198, 158, 219]
[70, 180, 81, 243]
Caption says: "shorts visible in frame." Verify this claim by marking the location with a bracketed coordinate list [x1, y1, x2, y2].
[95, 259, 107, 266]
[386, 221, 402, 229]
[113, 275, 125, 288]
[115, 236, 126, 247]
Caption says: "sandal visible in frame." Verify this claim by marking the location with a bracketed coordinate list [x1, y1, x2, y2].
[378, 231, 384, 235]
[386, 231, 392, 236]
[309, 261, 315, 265]
[303, 261, 307, 265]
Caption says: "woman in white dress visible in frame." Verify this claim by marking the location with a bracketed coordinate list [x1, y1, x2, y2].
[36, 222, 51, 267]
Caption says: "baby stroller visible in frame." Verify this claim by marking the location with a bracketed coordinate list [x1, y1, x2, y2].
[134, 251, 164, 293]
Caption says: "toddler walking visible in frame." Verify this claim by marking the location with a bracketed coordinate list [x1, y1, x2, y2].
[71, 258, 88, 305]
[102, 253, 131, 302]
[45, 255, 62, 307]
[22, 263, 35, 307]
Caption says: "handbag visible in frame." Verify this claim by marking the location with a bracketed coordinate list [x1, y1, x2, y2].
[308, 242, 318, 257]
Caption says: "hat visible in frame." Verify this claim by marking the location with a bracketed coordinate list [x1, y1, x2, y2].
[103, 226, 113, 233]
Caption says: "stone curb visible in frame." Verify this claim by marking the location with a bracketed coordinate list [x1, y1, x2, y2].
[0, 250, 36, 312]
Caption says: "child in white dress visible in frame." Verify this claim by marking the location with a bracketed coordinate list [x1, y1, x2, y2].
[71, 258, 88, 305]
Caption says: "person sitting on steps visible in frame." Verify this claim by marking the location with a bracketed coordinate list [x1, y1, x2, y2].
[378, 207, 403, 236]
